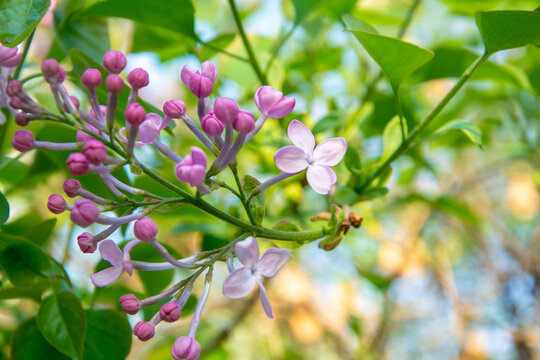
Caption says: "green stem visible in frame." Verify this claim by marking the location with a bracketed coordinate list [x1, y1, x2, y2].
[196, 37, 249, 62]
[227, 0, 268, 85]
[230, 164, 257, 225]
[393, 91, 407, 142]
[12, 29, 36, 80]
[264, 25, 297, 75]
[359, 53, 490, 192]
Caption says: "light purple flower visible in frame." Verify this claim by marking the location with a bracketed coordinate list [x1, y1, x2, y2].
[181, 61, 216, 98]
[90, 239, 140, 287]
[254, 85, 295, 119]
[223, 237, 291, 318]
[274, 120, 347, 195]
[175, 147, 207, 187]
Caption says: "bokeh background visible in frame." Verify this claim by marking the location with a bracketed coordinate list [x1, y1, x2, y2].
[1, 0, 540, 359]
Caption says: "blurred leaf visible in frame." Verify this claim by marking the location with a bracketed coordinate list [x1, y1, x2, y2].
[0, 234, 52, 287]
[24, 218, 57, 246]
[0, 155, 29, 183]
[291, 0, 322, 23]
[37, 291, 86, 360]
[335, 185, 358, 204]
[83, 309, 132, 360]
[312, 112, 344, 134]
[0, 0, 50, 46]
[0, 281, 49, 301]
[242, 175, 265, 225]
[434, 196, 479, 225]
[11, 317, 71, 360]
[200, 33, 236, 60]
[476, 10, 540, 54]
[356, 186, 389, 202]
[132, 24, 193, 61]
[272, 221, 306, 250]
[351, 9, 403, 26]
[80, 0, 196, 38]
[202, 233, 228, 252]
[342, 14, 378, 33]
[318, 206, 344, 251]
[358, 269, 393, 292]
[433, 120, 483, 147]
[344, 147, 362, 174]
[376, 165, 393, 186]
[381, 115, 402, 162]
[0, 191, 8, 225]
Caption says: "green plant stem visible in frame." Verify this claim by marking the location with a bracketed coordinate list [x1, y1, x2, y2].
[20, 73, 42, 83]
[394, 92, 407, 142]
[358, 53, 490, 192]
[196, 37, 249, 62]
[12, 29, 35, 80]
[227, 0, 268, 85]
[264, 25, 297, 74]
[230, 164, 257, 225]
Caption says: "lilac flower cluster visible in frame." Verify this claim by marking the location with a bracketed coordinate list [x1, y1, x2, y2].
[6, 49, 348, 358]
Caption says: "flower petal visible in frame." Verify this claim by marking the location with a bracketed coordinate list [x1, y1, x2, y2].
[258, 248, 292, 278]
[274, 146, 309, 173]
[201, 61, 217, 83]
[190, 147, 207, 168]
[306, 165, 337, 195]
[254, 86, 282, 115]
[138, 114, 162, 144]
[119, 127, 144, 147]
[188, 164, 206, 187]
[99, 239, 123, 267]
[235, 236, 259, 267]
[267, 96, 295, 118]
[287, 120, 315, 154]
[90, 266, 123, 287]
[257, 280, 274, 318]
[313, 137, 347, 166]
[223, 267, 257, 299]
[122, 239, 141, 276]
[180, 65, 196, 87]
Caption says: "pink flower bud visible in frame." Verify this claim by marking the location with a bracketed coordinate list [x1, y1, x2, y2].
[188, 73, 213, 98]
[81, 68, 102, 88]
[6, 80, 22, 96]
[47, 194, 67, 214]
[14, 112, 29, 126]
[0, 46, 18, 64]
[254, 85, 296, 118]
[175, 147, 207, 187]
[70, 199, 99, 228]
[9, 96, 22, 109]
[125, 103, 146, 126]
[233, 110, 255, 133]
[133, 217, 158, 242]
[163, 99, 186, 119]
[63, 179, 81, 197]
[171, 336, 201, 360]
[201, 60, 217, 82]
[41, 59, 59, 77]
[56, 66, 66, 83]
[133, 321, 155, 342]
[1, 53, 21, 68]
[127, 68, 149, 89]
[12, 129, 34, 152]
[82, 139, 107, 165]
[77, 232, 96, 253]
[64, 96, 80, 113]
[119, 294, 140, 315]
[159, 302, 181, 323]
[213, 97, 239, 124]
[105, 74, 124, 94]
[66, 153, 89, 176]
[103, 50, 127, 74]
[201, 111, 224, 136]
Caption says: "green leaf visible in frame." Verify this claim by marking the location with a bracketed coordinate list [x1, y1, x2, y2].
[0, 191, 8, 225]
[271, 221, 306, 250]
[37, 291, 87, 360]
[344, 147, 362, 174]
[0, 0, 51, 46]
[0, 281, 49, 301]
[356, 186, 389, 202]
[312, 112, 344, 134]
[347, 25, 433, 93]
[318, 206, 345, 251]
[242, 175, 265, 225]
[433, 119, 483, 147]
[202, 233, 228, 252]
[12, 317, 71, 360]
[357, 269, 393, 292]
[80, 0, 195, 38]
[476, 10, 540, 54]
[24, 218, 57, 246]
[83, 310, 132, 360]
[200, 33, 236, 60]
[291, 0, 322, 23]
[381, 116, 402, 162]
[342, 14, 378, 33]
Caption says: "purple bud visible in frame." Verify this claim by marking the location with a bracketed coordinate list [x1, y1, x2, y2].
[105, 74, 124, 94]
[81, 69, 102, 88]
[63, 179, 81, 197]
[213, 97, 239, 124]
[201, 60, 217, 83]
[159, 302, 181, 323]
[188, 73, 213, 98]
[254, 85, 296, 118]
[201, 111, 224, 136]
[77, 232, 96, 253]
[233, 110, 255, 133]
[127, 68, 149, 89]
[64, 96, 80, 113]
[103, 51, 127, 74]
[163, 99, 186, 119]
[41, 59, 59, 78]
[6, 80, 22, 96]
[1, 53, 21, 68]
[119, 294, 140, 315]
[56, 66, 66, 83]
[9, 96, 22, 109]
[47, 194, 67, 214]
[66, 153, 89, 176]
[125, 103, 146, 126]
[175, 147, 207, 187]
[70, 199, 99, 228]
[133, 321, 155, 342]
[171, 337, 201, 360]
[14, 112, 29, 126]
[133, 217, 158, 242]
[82, 140, 107, 165]
[0, 46, 18, 66]
[12, 129, 34, 152]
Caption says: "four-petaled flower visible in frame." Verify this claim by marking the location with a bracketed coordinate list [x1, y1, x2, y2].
[90, 239, 140, 287]
[274, 120, 347, 194]
[223, 236, 291, 318]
